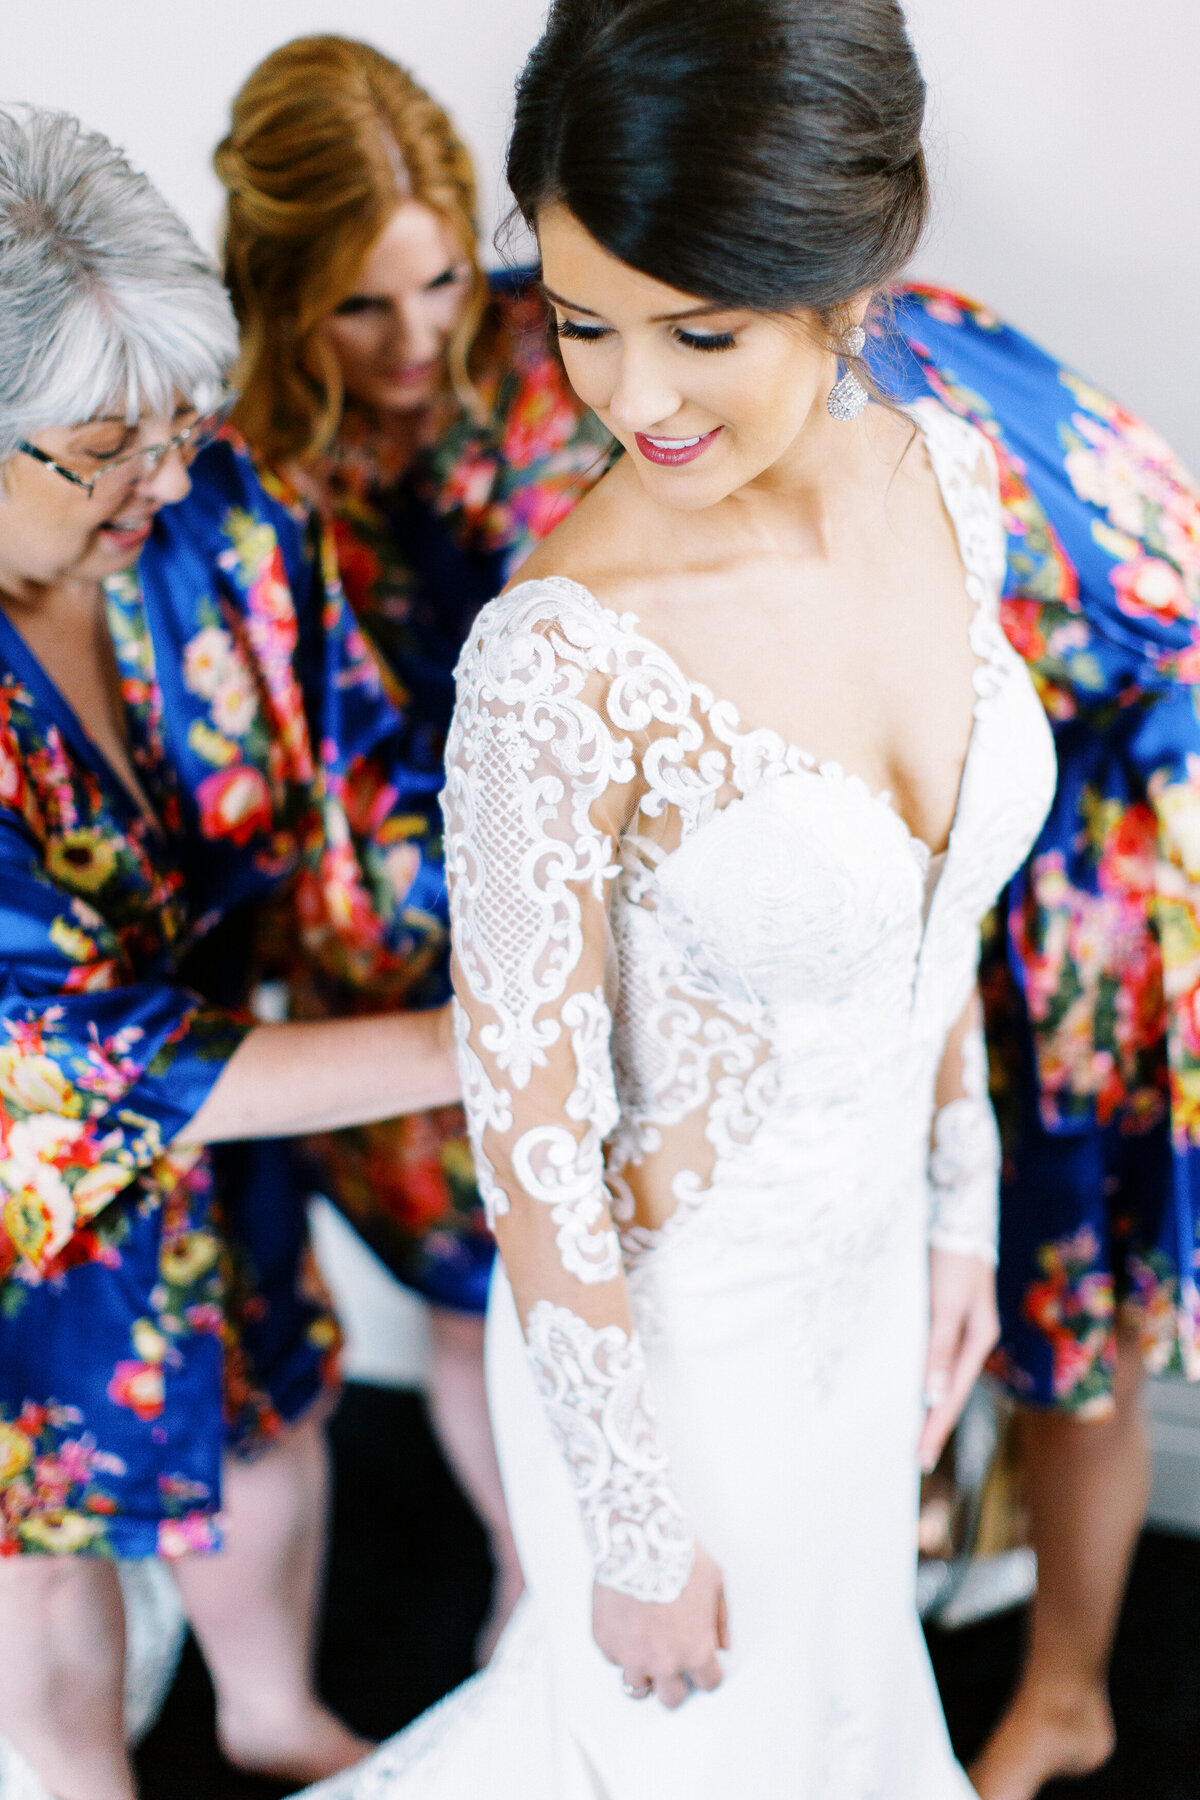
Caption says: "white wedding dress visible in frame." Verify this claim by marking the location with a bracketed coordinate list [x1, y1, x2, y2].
[305, 401, 1056, 1800]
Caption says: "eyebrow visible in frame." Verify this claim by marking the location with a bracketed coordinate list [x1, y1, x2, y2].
[540, 282, 735, 324]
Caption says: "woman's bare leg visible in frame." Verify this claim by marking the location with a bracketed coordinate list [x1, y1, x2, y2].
[0, 1557, 135, 1800]
[172, 1407, 372, 1785]
[427, 1307, 524, 1664]
[968, 1328, 1148, 1800]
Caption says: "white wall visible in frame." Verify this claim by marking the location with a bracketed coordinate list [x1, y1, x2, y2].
[4, 1, 1196, 465]
[0, 0, 548, 265]
[904, 0, 1200, 471]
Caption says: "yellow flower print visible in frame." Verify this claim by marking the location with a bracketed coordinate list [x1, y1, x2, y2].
[1060, 371, 1120, 426]
[1172, 1066, 1200, 1144]
[440, 1139, 478, 1186]
[0, 1423, 33, 1485]
[0, 1048, 80, 1117]
[187, 719, 238, 767]
[159, 1230, 218, 1287]
[46, 829, 119, 894]
[378, 814, 434, 843]
[48, 918, 96, 964]
[1, 1154, 76, 1268]
[20, 1512, 106, 1553]
[72, 1160, 134, 1221]
[223, 512, 277, 575]
[131, 1318, 169, 1363]
[308, 1316, 339, 1351]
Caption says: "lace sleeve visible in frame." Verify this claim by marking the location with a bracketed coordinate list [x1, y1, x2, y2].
[928, 987, 1000, 1265]
[443, 585, 695, 1602]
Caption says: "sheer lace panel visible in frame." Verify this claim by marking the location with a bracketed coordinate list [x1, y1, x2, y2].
[526, 1300, 694, 1600]
[928, 1000, 1001, 1265]
[444, 401, 1048, 1596]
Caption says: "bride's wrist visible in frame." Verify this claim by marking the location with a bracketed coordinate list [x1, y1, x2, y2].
[593, 1533, 696, 1605]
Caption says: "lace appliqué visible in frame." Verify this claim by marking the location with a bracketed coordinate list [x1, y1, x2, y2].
[525, 1299, 695, 1601]
[509, 987, 622, 1282]
[445, 599, 632, 1281]
[452, 999, 511, 1227]
[928, 1020, 1000, 1264]
[444, 601, 634, 1090]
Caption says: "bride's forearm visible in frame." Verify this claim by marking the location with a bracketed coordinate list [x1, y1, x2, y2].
[178, 1004, 460, 1145]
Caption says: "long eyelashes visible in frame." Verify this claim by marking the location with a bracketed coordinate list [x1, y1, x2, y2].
[553, 319, 738, 353]
[677, 330, 737, 352]
[553, 318, 610, 342]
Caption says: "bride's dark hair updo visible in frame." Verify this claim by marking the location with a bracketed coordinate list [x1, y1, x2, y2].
[506, 0, 929, 329]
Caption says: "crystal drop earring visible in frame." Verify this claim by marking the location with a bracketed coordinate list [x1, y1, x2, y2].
[826, 324, 869, 421]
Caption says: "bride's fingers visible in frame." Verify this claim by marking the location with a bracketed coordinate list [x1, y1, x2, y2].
[654, 1672, 691, 1710]
[686, 1653, 723, 1693]
[920, 1306, 996, 1470]
[716, 1586, 731, 1652]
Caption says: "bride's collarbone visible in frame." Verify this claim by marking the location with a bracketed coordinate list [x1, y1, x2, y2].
[577, 566, 978, 852]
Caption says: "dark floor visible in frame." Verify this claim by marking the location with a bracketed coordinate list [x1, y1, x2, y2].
[135, 1383, 1200, 1799]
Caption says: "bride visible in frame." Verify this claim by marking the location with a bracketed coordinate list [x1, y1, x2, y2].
[307, 0, 1056, 1794]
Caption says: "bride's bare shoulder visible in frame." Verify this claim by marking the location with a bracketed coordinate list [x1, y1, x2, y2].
[501, 461, 654, 604]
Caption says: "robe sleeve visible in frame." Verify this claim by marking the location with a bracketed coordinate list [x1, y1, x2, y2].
[0, 811, 248, 1279]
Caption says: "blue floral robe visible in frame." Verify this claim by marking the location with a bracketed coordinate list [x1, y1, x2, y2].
[0, 438, 445, 1554]
[873, 287, 1200, 1412]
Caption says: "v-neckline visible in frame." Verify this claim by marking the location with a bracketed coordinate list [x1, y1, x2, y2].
[516, 401, 1000, 876]
[0, 581, 170, 839]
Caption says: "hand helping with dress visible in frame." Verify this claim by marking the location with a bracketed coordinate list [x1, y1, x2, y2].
[919, 1247, 1000, 1475]
[593, 1544, 730, 1710]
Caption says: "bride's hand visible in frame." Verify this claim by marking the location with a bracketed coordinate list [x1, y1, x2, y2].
[919, 1247, 999, 1474]
[592, 1543, 729, 1710]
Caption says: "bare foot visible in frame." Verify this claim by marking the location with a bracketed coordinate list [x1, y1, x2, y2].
[219, 1702, 376, 1785]
[968, 1685, 1115, 1800]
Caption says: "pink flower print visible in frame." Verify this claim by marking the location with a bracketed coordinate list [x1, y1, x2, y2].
[157, 1510, 220, 1558]
[196, 765, 273, 847]
[923, 295, 965, 327]
[158, 1472, 211, 1506]
[79, 1021, 144, 1101]
[107, 1360, 165, 1422]
[1111, 556, 1194, 625]
[183, 1302, 224, 1336]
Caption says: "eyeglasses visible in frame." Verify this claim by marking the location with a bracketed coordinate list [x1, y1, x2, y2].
[17, 400, 235, 500]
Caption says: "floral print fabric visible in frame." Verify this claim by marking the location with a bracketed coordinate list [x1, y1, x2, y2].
[0, 437, 445, 1552]
[871, 287, 1200, 1410]
[268, 274, 611, 1312]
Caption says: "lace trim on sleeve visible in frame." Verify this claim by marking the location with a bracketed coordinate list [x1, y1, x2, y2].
[506, 986, 622, 1281]
[525, 1299, 695, 1601]
[928, 1020, 1000, 1264]
[444, 602, 634, 1089]
[451, 998, 512, 1226]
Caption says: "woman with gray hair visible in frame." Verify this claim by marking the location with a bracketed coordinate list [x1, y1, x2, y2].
[0, 105, 459, 1799]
